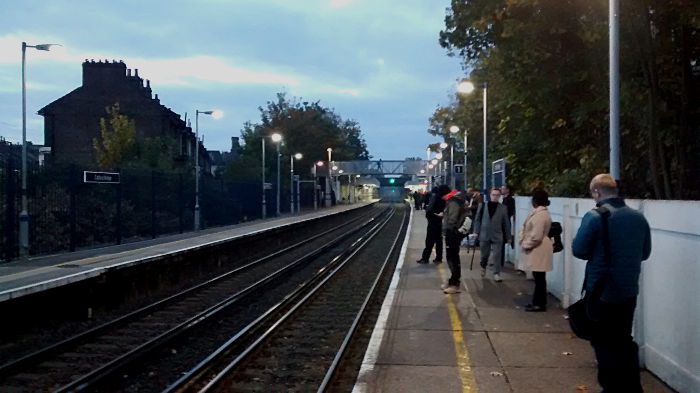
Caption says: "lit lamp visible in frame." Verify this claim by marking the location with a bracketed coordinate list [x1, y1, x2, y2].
[290, 152, 302, 213]
[457, 78, 487, 193]
[271, 133, 282, 216]
[313, 161, 324, 210]
[194, 109, 222, 231]
[325, 148, 333, 207]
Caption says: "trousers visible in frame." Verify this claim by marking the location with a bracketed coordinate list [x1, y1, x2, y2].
[421, 222, 443, 261]
[591, 297, 642, 393]
[479, 238, 504, 274]
[445, 230, 462, 286]
[532, 271, 547, 307]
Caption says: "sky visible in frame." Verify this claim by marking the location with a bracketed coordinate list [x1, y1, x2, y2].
[0, 0, 464, 161]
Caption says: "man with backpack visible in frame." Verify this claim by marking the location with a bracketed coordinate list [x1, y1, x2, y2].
[572, 174, 651, 393]
[441, 189, 469, 294]
[473, 187, 512, 282]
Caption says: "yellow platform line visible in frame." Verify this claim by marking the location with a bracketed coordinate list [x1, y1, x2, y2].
[439, 264, 478, 392]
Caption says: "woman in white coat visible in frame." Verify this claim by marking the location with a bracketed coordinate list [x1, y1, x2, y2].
[519, 189, 553, 312]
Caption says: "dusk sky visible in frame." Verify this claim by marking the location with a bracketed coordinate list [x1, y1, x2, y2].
[0, 0, 464, 160]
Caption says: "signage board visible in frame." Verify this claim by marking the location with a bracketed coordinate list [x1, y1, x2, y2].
[454, 164, 464, 174]
[491, 158, 506, 188]
[263, 182, 273, 190]
[84, 171, 120, 184]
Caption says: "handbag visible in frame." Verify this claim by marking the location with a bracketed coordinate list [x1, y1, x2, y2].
[567, 206, 610, 340]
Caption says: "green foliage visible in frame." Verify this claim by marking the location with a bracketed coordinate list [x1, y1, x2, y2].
[436, 0, 700, 199]
[94, 102, 178, 171]
[223, 93, 370, 184]
[94, 102, 136, 169]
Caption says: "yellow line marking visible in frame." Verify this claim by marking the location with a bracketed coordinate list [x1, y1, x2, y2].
[439, 264, 478, 392]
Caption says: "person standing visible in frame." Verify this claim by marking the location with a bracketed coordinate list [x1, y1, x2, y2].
[473, 187, 511, 282]
[572, 173, 651, 393]
[500, 185, 516, 266]
[441, 190, 469, 294]
[417, 185, 451, 264]
[518, 189, 553, 312]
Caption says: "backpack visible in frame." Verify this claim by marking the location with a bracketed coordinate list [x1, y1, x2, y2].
[548, 222, 564, 253]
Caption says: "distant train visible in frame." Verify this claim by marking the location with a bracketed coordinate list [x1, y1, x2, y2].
[378, 186, 407, 203]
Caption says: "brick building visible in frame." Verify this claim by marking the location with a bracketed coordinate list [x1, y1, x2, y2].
[38, 60, 208, 170]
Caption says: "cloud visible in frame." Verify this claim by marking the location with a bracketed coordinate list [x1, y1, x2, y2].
[329, 0, 353, 8]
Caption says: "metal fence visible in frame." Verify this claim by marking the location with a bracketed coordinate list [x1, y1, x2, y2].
[0, 160, 311, 261]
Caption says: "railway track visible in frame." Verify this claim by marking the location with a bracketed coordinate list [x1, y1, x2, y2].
[166, 203, 408, 392]
[0, 205, 390, 392]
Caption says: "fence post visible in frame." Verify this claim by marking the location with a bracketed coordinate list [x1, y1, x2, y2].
[151, 170, 156, 239]
[178, 173, 184, 234]
[69, 165, 76, 252]
[4, 159, 17, 260]
[116, 168, 122, 245]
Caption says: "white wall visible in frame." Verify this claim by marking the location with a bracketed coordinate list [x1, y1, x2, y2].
[513, 197, 700, 393]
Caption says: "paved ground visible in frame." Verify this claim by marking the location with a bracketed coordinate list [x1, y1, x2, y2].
[354, 207, 675, 393]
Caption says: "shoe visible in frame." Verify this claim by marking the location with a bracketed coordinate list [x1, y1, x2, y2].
[416, 259, 429, 264]
[480, 268, 486, 277]
[432, 259, 443, 264]
[493, 273, 502, 282]
[440, 282, 448, 290]
[443, 285, 461, 294]
[524, 305, 546, 312]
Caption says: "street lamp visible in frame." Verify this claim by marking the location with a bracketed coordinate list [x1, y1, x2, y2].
[325, 148, 333, 207]
[290, 152, 302, 213]
[271, 133, 282, 216]
[457, 79, 487, 194]
[194, 109, 222, 231]
[20, 41, 59, 258]
[313, 161, 324, 210]
[449, 126, 460, 189]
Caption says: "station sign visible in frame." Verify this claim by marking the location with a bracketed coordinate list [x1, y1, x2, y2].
[454, 164, 464, 174]
[263, 182, 273, 190]
[492, 158, 506, 188]
[83, 171, 120, 184]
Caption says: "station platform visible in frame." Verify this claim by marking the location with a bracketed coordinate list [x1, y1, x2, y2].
[353, 207, 674, 393]
[0, 201, 376, 303]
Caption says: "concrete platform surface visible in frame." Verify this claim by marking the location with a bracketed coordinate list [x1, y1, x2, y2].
[0, 201, 376, 302]
[354, 206, 675, 393]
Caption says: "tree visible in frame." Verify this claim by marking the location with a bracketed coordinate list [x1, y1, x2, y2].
[94, 102, 136, 169]
[224, 93, 370, 184]
[437, 0, 700, 199]
[94, 102, 178, 171]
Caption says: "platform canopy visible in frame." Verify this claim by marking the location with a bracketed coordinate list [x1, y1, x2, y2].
[330, 160, 428, 176]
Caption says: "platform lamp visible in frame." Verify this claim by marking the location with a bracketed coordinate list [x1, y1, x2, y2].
[20, 42, 60, 258]
[313, 161, 324, 210]
[194, 109, 222, 231]
[457, 79, 487, 194]
[449, 125, 462, 189]
[325, 148, 333, 207]
[290, 152, 302, 213]
[271, 133, 282, 216]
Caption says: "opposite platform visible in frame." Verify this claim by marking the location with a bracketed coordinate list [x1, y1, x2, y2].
[0, 201, 377, 303]
[353, 206, 674, 393]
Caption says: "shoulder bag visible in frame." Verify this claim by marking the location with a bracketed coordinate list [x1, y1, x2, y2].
[567, 206, 610, 341]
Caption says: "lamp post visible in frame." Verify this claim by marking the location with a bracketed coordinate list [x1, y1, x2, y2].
[20, 42, 59, 258]
[290, 152, 302, 213]
[314, 161, 324, 210]
[449, 125, 460, 189]
[325, 148, 332, 207]
[194, 109, 222, 231]
[439, 142, 449, 186]
[271, 133, 282, 216]
[610, 0, 620, 181]
[457, 79, 487, 194]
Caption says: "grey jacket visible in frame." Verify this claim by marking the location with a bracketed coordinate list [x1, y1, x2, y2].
[474, 202, 511, 243]
[443, 192, 468, 234]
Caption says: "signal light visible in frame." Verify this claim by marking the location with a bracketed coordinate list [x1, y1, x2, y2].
[389, 178, 395, 184]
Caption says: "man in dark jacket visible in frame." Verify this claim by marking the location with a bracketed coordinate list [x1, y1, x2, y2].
[572, 173, 651, 393]
[442, 190, 468, 294]
[417, 185, 451, 264]
[473, 187, 512, 282]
